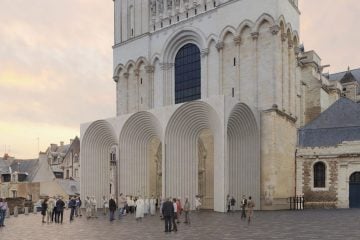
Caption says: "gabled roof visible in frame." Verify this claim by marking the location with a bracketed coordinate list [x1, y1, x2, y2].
[328, 68, 360, 85]
[298, 98, 360, 147]
[56, 179, 80, 196]
[340, 71, 357, 84]
[10, 159, 40, 182]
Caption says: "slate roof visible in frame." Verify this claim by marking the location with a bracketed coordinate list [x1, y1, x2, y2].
[10, 159, 40, 182]
[0, 159, 10, 174]
[327, 68, 360, 94]
[298, 98, 360, 147]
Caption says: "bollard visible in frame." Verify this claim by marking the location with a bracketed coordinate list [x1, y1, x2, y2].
[6, 209, 10, 218]
[33, 206, 37, 214]
[24, 207, 29, 215]
[14, 206, 18, 217]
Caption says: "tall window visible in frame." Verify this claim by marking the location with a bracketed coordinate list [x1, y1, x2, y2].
[175, 43, 201, 104]
[350, 172, 360, 183]
[314, 162, 326, 188]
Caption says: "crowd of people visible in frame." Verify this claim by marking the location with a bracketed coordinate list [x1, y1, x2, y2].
[34, 193, 256, 230]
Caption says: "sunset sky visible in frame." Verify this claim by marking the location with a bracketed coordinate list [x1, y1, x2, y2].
[0, 0, 359, 159]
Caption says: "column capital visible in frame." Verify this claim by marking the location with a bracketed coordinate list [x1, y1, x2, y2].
[145, 65, 155, 73]
[134, 69, 140, 76]
[215, 41, 224, 51]
[233, 35, 242, 45]
[123, 72, 129, 79]
[160, 62, 174, 70]
[288, 40, 294, 49]
[281, 33, 287, 42]
[270, 25, 281, 35]
[113, 76, 119, 83]
[201, 48, 209, 57]
[251, 32, 259, 40]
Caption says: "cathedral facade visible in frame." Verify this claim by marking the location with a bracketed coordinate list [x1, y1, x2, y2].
[81, 0, 352, 211]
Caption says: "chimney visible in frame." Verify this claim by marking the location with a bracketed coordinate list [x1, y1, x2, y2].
[60, 141, 64, 147]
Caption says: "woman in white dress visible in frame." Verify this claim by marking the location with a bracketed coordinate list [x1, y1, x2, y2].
[150, 196, 156, 216]
[135, 196, 144, 220]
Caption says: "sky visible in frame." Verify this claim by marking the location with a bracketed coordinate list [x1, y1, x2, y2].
[0, 0, 359, 159]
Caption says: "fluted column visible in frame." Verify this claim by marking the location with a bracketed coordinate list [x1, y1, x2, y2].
[288, 39, 294, 116]
[123, 72, 129, 113]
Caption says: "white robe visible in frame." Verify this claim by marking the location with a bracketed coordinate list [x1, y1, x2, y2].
[144, 199, 150, 214]
[150, 198, 156, 215]
[135, 199, 144, 219]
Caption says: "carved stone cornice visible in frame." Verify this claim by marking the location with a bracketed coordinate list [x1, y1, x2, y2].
[215, 41, 224, 51]
[145, 65, 155, 73]
[201, 48, 209, 57]
[113, 76, 119, 83]
[251, 32, 259, 40]
[233, 35, 242, 45]
[270, 25, 281, 35]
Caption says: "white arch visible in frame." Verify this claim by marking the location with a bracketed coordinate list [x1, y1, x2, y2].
[227, 103, 260, 210]
[165, 101, 222, 211]
[161, 27, 206, 63]
[113, 64, 125, 77]
[119, 111, 163, 196]
[81, 120, 118, 208]
[254, 13, 276, 32]
[237, 20, 254, 36]
[219, 25, 237, 42]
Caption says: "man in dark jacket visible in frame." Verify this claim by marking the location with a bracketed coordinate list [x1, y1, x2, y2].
[109, 197, 117, 221]
[56, 197, 65, 224]
[69, 197, 77, 222]
[162, 198, 174, 232]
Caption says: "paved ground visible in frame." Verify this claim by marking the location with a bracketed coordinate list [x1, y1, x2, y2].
[1, 209, 360, 240]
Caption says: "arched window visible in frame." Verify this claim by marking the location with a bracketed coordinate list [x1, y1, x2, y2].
[175, 43, 201, 104]
[350, 172, 360, 183]
[313, 162, 326, 188]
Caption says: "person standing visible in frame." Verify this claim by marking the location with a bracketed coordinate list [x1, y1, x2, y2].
[118, 193, 126, 219]
[247, 196, 255, 225]
[90, 196, 97, 218]
[0, 198, 8, 227]
[69, 197, 77, 222]
[183, 197, 191, 224]
[135, 196, 144, 221]
[56, 197, 65, 224]
[109, 196, 117, 221]
[230, 196, 236, 212]
[47, 197, 55, 223]
[76, 196, 82, 217]
[150, 195, 156, 216]
[226, 194, 231, 212]
[195, 195, 201, 211]
[102, 196, 108, 215]
[52, 197, 58, 223]
[176, 198, 182, 223]
[41, 198, 48, 223]
[172, 198, 178, 232]
[85, 196, 92, 219]
[241, 195, 247, 220]
[162, 198, 174, 232]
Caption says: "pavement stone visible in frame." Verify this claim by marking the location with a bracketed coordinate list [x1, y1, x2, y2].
[0, 209, 360, 240]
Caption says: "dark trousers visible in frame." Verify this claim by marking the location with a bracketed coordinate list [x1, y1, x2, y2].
[227, 205, 230, 212]
[70, 207, 75, 221]
[52, 208, 57, 222]
[172, 215, 177, 231]
[241, 207, 246, 219]
[164, 216, 172, 232]
[109, 210, 115, 221]
[56, 210, 63, 223]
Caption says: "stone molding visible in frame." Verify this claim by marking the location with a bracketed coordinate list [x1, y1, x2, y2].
[145, 65, 155, 73]
[201, 48, 209, 57]
[233, 35, 242, 45]
[251, 32, 259, 40]
[270, 25, 280, 35]
[160, 62, 174, 70]
[215, 41, 224, 51]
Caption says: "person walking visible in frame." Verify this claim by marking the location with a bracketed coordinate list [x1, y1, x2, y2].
[195, 195, 201, 211]
[76, 196, 82, 217]
[0, 198, 8, 227]
[241, 195, 247, 220]
[47, 197, 55, 223]
[56, 197, 65, 224]
[90, 196, 97, 218]
[41, 198, 48, 223]
[162, 198, 174, 233]
[102, 196, 108, 216]
[247, 196, 255, 225]
[69, 197, 77, 222]
[135, 196, 145, 221]
[150, 195, 156, 216]
[109, 196, 117, 221]
[176, 198, 182, 223]
[183, 197, 191, 224]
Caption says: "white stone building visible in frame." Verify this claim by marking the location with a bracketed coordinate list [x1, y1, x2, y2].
[80, 0, 357, 211]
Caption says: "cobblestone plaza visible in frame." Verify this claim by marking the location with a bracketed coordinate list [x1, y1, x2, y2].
[1, 209, 360, 239]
